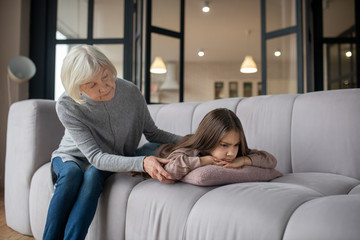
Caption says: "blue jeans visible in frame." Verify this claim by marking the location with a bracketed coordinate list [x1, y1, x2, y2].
[43, 157, 113, 240]
[133, 142, 162, 156]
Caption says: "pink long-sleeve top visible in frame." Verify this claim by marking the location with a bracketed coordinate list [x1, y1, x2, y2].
[164, 148, 277, 180]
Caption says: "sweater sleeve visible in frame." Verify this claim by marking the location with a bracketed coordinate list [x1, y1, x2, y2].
[164, 148, 202, 180]
[57, 104, 146, 173]
[247, 149, 277, 169]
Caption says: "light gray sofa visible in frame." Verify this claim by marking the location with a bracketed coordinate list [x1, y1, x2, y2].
[5, 89, 360, 240]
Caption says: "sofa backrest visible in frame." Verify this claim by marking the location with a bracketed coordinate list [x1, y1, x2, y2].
[291, 89, 360, 179]
[5, 99, 64, 234]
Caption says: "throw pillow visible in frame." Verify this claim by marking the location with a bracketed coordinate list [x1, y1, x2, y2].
[181, 165, 283, 186]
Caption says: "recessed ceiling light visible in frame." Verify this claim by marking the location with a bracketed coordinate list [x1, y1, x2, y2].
[198, 50, 205, 57]
[202, 1, 210, 13]
[346, 51, 352, 57]
[274, 50, 281, 57]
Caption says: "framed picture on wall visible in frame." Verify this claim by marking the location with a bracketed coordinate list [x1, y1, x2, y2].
[229, 82, 238, 97]
[214, 82, 224, 99]
[258, 82, 262, 95]
[243, 82, 252, 97]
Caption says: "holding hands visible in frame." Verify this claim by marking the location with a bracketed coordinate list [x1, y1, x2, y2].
[143, 156, 175, 184]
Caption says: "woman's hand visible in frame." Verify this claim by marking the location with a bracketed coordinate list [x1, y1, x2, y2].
[215, 156, 252, 169]
[143, 156, 174, 184]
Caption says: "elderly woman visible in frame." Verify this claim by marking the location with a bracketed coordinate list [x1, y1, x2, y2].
[43, 45, 181, 240]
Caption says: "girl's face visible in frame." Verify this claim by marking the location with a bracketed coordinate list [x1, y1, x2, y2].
[80, 67, 116, 102]
[210, 130, 240, 162]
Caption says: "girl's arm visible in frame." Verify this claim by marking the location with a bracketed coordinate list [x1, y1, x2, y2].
[164, 148, 215, 180]
[216, 149, 277, 169]
[247, 149, 277, 169]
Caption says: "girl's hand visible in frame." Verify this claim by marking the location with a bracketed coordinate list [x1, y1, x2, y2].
[199, 155, 216, 166]
[143, 156, 174, 184]
[215, 156, 252, 169]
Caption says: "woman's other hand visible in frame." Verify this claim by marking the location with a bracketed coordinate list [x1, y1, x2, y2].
[143, 156, 174, 184]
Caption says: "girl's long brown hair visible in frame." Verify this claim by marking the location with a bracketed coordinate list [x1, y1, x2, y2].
[157, 108, 250, 158]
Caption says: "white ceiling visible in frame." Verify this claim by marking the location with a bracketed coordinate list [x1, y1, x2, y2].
[184, 0, 261, 62]
[60, 0, 355, 65]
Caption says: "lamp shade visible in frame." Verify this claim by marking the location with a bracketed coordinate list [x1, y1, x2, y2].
[160, 63, 179, 90]
[8, 56, 36, 83]
[150, 56, 167, 74]
[240, 56, 257, 73]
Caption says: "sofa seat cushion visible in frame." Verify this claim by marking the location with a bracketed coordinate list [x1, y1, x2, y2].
[349, 184, 360, 195]
[283, 194, 360, 240]
[185, 182, 321, 240]
[272, 172, 360, 195]
[126, 180, 215, 240]
[181, 165, 283, 186]
[126, 181, 322, 240]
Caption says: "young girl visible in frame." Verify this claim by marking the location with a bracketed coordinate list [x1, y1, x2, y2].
[158, 108, 277, 180]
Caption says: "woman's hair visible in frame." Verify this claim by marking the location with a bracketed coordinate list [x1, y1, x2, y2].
[61, 44, 117, 104]
[157, 108, 250, 158]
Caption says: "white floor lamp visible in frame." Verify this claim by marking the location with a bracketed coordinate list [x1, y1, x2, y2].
[7, 56, 36, 106]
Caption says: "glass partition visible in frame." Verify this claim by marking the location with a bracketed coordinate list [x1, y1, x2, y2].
[94, 0, 124, 38]
[266, 0, 296, 33]
[57, 0, 88, 39]
[150, 33, 180, 103]
[152, 0, 180, 32]
[266, 33, 297, 94]
[327, 42, 356, 89]
[323, 0, 355, 38]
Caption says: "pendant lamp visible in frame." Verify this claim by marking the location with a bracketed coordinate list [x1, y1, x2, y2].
[240, 56, 257, 73]
[150, 56, 167, 74]
[240, 30, 257, 74]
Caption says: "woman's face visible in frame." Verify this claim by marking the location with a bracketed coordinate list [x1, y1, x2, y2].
[210, 130, 240, 162]
[80, 67, 116, 102]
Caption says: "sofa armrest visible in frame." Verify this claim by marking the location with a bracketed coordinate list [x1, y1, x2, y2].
[5, 99, 64, 235]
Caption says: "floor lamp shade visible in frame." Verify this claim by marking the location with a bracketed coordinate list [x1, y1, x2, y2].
[7, 56, 36, 106]
[8, 56, 36, 83]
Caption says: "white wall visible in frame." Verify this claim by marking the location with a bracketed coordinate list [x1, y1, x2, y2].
[0, 0, 30, 187]
[184, 62, 261, 102]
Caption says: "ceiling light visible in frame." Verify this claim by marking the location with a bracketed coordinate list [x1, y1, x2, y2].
[202, 1, 210, 13]
[274, 50, 281, 57]
[346, 51, 352, 57]
[150, 56, 167, 74]
[240, 56, 258, 73]
[198, 50, 205, 57]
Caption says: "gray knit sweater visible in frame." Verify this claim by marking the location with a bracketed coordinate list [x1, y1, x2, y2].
[52, 78, 181, 173]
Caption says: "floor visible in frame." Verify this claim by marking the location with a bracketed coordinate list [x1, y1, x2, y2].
[0, 188, 34, 239]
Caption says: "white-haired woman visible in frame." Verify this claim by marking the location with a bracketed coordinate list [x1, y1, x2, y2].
[43, 45, 181, 240]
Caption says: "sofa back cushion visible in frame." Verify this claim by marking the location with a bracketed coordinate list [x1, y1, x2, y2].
[291, 89, 360, 179]
[236, 94, 298, 174]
